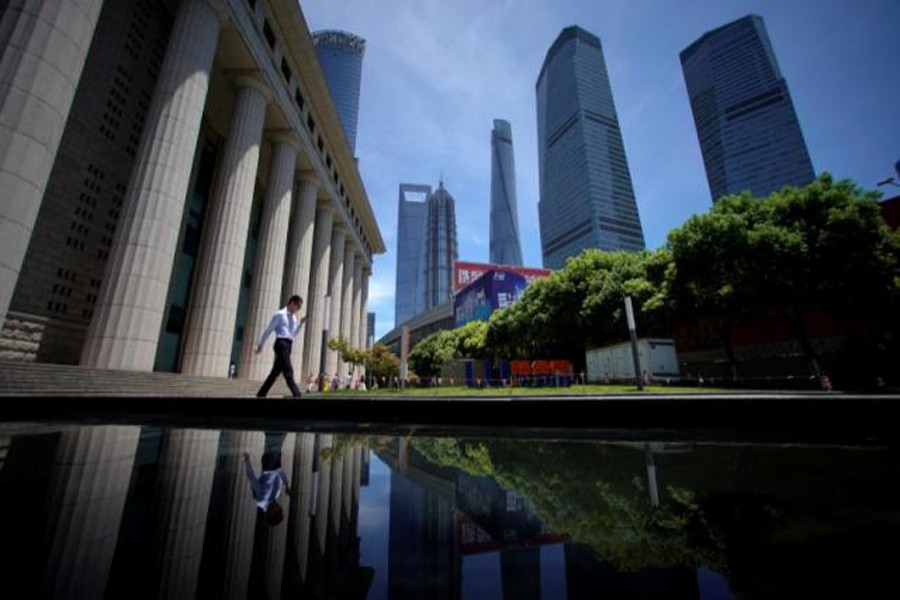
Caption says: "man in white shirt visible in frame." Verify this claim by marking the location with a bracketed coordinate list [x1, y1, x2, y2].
[254, 295, 308, 398]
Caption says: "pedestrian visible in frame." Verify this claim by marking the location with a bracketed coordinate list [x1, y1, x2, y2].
[254, 295, 307, 398]
[241, 445, 291, 527]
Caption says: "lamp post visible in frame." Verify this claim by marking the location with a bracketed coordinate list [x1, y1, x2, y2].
[318, 296, 331, 393]
[624, 296, 644, 391]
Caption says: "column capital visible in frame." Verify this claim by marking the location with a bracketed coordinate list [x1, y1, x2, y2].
[316, 198, 335, 214]
[267, 129, 301, 152]
[199, 0, 230, 26]
[228, 71, 273, 104]
[298, 170, 321, 187]
[332, 222, 349, 237]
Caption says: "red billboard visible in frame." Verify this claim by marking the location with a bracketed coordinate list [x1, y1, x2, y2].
[453, 261, 551, 292]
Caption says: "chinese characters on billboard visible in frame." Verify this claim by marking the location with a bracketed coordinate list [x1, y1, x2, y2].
[453, 261, 551, 292]
[453, 263, 552, 327]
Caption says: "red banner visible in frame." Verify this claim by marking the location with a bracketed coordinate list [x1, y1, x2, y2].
[454, 261, 551, 292]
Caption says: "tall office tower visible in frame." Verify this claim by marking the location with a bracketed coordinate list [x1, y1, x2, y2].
[366, 312, 375, 347]
[424, 181, 458, 308]
[394, 181, 458, 326]
[395, 184, 431, 326]
[536, 26, 645, 270]
[681, 15, 815, 202]
[313, 30, 365, 153]
[490, 119, 523, 266]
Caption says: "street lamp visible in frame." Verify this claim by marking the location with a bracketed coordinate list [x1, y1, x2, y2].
[877, 177, 900, 189]
[318, 296, 331, 393]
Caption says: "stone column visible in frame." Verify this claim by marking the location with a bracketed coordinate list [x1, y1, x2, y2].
[181, 76, 270, 377]
[313, 434, 334, 554]
[238, 135, 298, 381]
[358, 267, 371, 380]
[324, 226, 347, 380]
[302, 202, 334, 385]
[341, 446, 354, 522]
[282, 172, 319, 379]
[154, 429, 220, 600]
[0, 0, 104, 324]
[81, 0, 225, 370]
[219, 431, 265, 600]
[349, 259, 363, 377]
[264, 433, 295, 600]
[338, 245, 356, 379]
[289, 433, 315, 584]
[40, 426, 140, 599]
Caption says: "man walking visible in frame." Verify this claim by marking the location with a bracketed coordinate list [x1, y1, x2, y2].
[255, 295, 307, 398]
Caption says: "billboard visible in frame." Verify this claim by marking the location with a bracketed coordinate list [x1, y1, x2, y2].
[454, 269, 528, 327]
[454, 261, 551, 292]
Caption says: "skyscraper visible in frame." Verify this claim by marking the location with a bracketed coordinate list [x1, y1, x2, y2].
[490, 119, 523, 266]
[536, 26, 645, 270]
[395, 184, 431, 325]
[425, 181, 458, 308]
[681, 15, 815, 202]
[313, 30, 365, 154]
[394, 181, 458, 326]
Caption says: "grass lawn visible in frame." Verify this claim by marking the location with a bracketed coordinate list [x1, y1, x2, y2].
[322, 384, 729, 396]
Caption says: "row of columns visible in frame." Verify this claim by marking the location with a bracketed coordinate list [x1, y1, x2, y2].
[33, 426, 363, 598]
[29, 0, 375, 380]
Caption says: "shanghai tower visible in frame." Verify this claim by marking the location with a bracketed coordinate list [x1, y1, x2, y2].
[536, 26, 645, 269]
[313, 30, 365, 154]
[490, 119, 523, 266]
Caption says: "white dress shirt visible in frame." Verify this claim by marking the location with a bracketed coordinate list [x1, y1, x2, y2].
[257, 307, 302, 347]
[244, 460, 289, 511]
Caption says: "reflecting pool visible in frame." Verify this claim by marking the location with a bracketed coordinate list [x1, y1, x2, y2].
[0, 422, 896, 598]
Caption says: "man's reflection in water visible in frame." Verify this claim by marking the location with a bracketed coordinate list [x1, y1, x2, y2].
[242, 431, 291, 526]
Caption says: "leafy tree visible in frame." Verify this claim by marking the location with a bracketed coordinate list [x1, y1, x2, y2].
[665, 174, 900, 376]
[366, 343, 400, 380]
[409, 330, 457, 377]
[484, 249, 670, 365]
[328, 337, 367, 371]
[409, 320, 489, 377]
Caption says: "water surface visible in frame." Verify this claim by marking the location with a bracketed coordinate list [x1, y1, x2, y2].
[0, 422, 896, 598]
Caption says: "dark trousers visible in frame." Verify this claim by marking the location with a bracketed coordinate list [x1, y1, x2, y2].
[257, 338, 301, 397]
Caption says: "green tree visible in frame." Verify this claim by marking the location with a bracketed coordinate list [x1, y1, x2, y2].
[366, 343, 400, 380]
[409, 320, 490, 377]
[485, 249, 671, 364]
[409, 330, 457, 377]
[328, 337, 367, 372]
[665, 174, 900, 376]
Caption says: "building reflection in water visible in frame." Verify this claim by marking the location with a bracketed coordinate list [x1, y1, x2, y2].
[0, 425, 370, 599]
[1, 426, 898, 599]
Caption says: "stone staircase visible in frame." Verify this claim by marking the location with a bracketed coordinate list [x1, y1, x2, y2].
[0, 360, 292, 397]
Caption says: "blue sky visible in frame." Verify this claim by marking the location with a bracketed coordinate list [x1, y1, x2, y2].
[301, 0, 900, 339]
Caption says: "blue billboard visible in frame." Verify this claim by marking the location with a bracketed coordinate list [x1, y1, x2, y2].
[453, 269, 528, 327]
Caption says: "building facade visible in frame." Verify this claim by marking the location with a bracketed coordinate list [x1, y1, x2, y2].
[394, 183, 431, 325]
[424, 181, 458, 309]
[312, 29, 364, 155]
[0, 0, 384, 384]
[394, 180, 458, 327]
[536, 26, 645, 270]
[490, 119, 523, 266]
[681, 15, 815, 202]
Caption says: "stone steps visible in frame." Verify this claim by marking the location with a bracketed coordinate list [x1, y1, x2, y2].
[0, 360, 293, 397]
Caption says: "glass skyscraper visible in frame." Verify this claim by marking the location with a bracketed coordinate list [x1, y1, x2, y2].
[536, 26, 645, 270]
[424, 182, 458, 308]
[394, 181, 458, 326]
[681, 15, 815, 202]
[490, 119, 523, 266]
[395, 184, 431, 326]
[313, 30, 365, 154]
